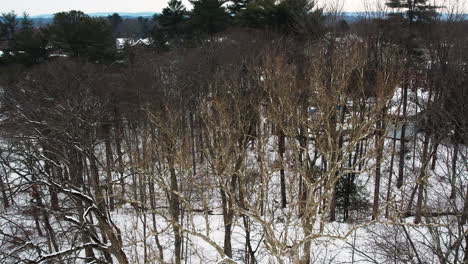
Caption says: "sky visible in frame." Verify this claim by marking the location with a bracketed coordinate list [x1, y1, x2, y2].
[0, 0, 368, 16]
[0, 0, 464, 16]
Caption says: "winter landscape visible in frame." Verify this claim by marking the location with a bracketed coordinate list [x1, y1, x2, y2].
[0, 0, 467, 263]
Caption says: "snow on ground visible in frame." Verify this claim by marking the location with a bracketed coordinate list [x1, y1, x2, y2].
[0, 83, 466, 263]
[106, 128, 466, 263]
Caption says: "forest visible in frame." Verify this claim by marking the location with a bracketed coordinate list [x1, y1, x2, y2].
[0, 0, 467, 263]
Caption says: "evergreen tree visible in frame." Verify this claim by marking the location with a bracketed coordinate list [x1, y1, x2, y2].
[0, 12, 18, 40]
[107, 13, 123, 39]
[240, 0, 324, 37]
[151, 0, 189, 51]
[238, 0, 276, 28]
[386, 0, 438, 24]
[157, 0, 189, 38]
[189, 0, 230, 35]
[13, 13, 48, 65]
[20, 12, 34, 31]
[137, 16, 150, 38]
[1, 12, 19, 50]
[49, 11, 115, 61]
[335, 175, 370, 221]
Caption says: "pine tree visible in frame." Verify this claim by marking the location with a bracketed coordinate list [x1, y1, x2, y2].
[189, 0, 230, 35]
[239, 0, 324, 36]
[1, 12, 18, 40]
[386, 0, 438, 24]
[151, 0, 189, 51]
[1, 12, 19, 50]
[158, 0, 188, 37]
[13, 13, 48, 65]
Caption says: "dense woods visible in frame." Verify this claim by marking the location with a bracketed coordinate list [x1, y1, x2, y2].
[0, 0, 467, 263]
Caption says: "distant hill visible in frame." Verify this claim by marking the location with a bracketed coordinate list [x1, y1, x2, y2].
[32, 12, 156, 19]
[30, 11, 363, 26]
[31, 12, 158, 27]
[29, 11, 466, 27]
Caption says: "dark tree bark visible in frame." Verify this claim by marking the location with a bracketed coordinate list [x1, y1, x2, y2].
[104, 124, 115, 210]
[373, 112, 385, 220]
[461, 184, 468, 225]
[114, 105, 126, 198]
[385, 128, 398, 218]
[220, 188, 233, 258]
[415, 134, 430, 224]
[168, 149, 182, 264]
[0, 166, 9, 208]
[397, 82, 409, 189]
[190, 112, 197, 177]
[450, 142, 459, 200]
[279, 128, 287, 208]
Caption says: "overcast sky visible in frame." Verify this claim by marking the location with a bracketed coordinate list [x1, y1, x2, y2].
[0, 0, 463, 16]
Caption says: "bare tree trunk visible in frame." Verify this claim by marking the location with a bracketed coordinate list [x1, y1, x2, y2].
[114, 105, 125, 198]
[385, 129, 398, 218]
[220, 188, 233, 258]
[37, 189, 60, 253]
[464, 232, 468, 264]
[279, 128, 287, 208]
[302, 219, 312, 264]
[461, 184, 468, 225]
[149, 127, 164, 262]
[329, 174, 337, 222]
[70, 149, 96, 262]
[43, 144, 59, 210]
[134, 126, 147, 210]
[373, 113, 384, 220]
[198, 117, 204, 164]
[142, 213, 148, 263]
[125, 123, 139, 204]
[89, 155, 113, 264]
[0, 167, 9, 208]
[89, 152, 129, 264]
[415, 134, 429, 224]
[104, 124, 115, 210]
[430, 140, 439, 171]
[237, 157, 256, 263]
[397, 83, 409, 189]
[190, 112, 197, 176]
[450, 142, 459, 200]
[168, 152, 182, 264]
[258, 123, 265, 216]
[149, 183, 164, 261]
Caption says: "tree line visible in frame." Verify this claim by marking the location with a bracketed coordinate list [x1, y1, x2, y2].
[0, 0, 326, 65]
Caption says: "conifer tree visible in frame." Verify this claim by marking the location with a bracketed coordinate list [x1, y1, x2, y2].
[386, 0, 438, 24]
[49, 11, 115, 61]
[189, 0, 230, 35]
[107, 13, 123, 40]
[240, 0, 323, 36]
[13, 13, 48, 65]
[1, 12, 19, 50]
[158, 0, 189, 37]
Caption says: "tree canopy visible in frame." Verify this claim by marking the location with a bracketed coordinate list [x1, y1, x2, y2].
[49, 11, 115, 61]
